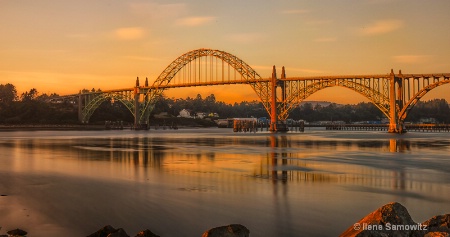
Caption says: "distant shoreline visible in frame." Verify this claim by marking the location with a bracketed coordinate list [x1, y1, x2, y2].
[0, 124, 105, 131]
[0, 123, 216, 131]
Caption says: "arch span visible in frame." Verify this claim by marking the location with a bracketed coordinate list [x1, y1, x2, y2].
[139, 48, 272, 123]
[80, 92, 135, 123]
[398, 78, 450, 121]
[279, 77, 391, 120]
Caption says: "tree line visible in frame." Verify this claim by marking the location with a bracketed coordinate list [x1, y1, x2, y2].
[0, 84, 78, 124]
[1, 83, 449, 124]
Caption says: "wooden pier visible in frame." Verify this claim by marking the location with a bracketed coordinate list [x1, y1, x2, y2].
[322, 124, 450, 132]
[231, 122, 450, 133]
[232, 120, 305, 132]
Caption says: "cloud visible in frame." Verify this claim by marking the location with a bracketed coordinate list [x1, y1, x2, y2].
[281, 9, 309, 15]
[392, 55, 432, 64]
[114, 27, 145, 41]
[360, 19, 404, 36]
[176, 16, 216, 27]
[315, 37, 337, 42]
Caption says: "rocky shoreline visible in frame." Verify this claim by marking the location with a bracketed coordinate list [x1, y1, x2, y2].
[2, 202, 448, 237]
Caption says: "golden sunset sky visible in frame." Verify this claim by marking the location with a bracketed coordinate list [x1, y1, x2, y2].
[1, 0, 450, 104]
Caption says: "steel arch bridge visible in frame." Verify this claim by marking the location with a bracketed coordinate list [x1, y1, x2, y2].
[72, 48, 450, 133]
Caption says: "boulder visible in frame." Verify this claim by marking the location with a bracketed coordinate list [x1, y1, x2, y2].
[134, 229, 160, 237]
[423, 214, 450, 234]
[87, 225, 117, 237]
[107, 228, 129, 237]
[201, 224, 249, 237]
[340, 202, 426, 237]
[424, 232, 449, 237]
[6, 228, 27, 236]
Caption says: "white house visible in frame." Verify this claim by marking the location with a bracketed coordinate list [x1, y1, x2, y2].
[179, 109, 192, 118]
[196, 112, 207, 119]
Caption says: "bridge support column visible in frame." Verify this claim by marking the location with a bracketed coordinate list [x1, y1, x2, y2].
[270, 66, 278, 132]
[134, 77, 141, 129]
[78, 91, 83, 123]
[388, 69, 405, 133]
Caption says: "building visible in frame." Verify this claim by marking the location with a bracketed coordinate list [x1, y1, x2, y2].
[178, 109, 192, 118]
[196, 112, 207, 119]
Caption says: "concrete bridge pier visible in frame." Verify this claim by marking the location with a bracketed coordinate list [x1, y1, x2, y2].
[270, 66, 278, 132]
[134, 77, 141, 129]
[269, 66, 289, 132]
[388, 69, 406, 133]
[78, 90, 83, 123]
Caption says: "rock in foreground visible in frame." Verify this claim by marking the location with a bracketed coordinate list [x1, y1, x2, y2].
[340, 202, 450, 237]
[134, 229, 160, 237]
[341, 202, 421, 237]
[87, 226, 163, 237]
[202, 224, 250, 237]
[423, 214, 450, 233]
[6, 228, 28, 237]
[87, 225, 130, 237]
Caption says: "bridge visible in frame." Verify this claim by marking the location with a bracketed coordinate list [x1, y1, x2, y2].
[63, 48, 450, 133]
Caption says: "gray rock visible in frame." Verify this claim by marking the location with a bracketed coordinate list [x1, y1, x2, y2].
[201, 224, 249, 237]
[134, 229, 160, 237]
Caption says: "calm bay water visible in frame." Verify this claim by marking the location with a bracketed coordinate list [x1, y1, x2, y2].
[0, 128, 449, 236]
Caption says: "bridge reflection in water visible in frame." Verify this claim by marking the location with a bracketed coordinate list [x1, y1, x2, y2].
[55, 133, 443, 195]
[263, 136, 413, 192]
[2, 130, 449, 236]
[9, 134, 432, 189]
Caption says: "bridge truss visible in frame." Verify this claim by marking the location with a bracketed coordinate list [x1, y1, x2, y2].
[73, 48, 450, 132]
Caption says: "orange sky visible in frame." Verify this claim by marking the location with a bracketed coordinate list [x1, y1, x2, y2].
[1, 0, 450, 104]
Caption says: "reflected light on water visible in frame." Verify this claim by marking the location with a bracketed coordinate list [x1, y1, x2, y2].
[0, 129, 449, 236]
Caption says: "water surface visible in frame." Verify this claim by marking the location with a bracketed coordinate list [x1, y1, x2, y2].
[0, 128, 449, 236]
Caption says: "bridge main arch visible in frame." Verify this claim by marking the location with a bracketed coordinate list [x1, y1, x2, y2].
[138, 48, 273, 124]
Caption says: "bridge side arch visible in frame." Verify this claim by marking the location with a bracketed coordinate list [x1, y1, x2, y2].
[398, 78, 450, 121]
[80, 92, 135, 123]
[140, 48, 271, 122]
[280, 79, 391, 120]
